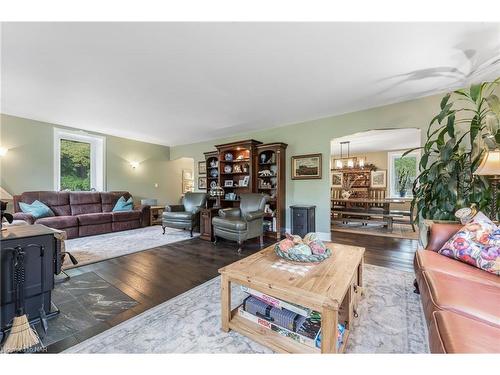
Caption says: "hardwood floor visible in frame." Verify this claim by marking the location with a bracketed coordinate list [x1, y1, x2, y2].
[46, 231, 418, 353]
[331, 231, 418, 272]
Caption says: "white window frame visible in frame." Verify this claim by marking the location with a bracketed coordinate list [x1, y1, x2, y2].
[387, 150, 420, 198]
[54, 128, 106, 191]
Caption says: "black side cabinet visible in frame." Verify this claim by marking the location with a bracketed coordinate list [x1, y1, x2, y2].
[290, 205, 316, 237]
[1, 224, 60, 342]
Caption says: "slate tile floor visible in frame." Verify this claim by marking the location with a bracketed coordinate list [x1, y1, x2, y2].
[39, 272, 138, 347]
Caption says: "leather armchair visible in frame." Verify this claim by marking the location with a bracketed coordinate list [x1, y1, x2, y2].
[162, 192, 207, 237]
[212, 193, 267, 253]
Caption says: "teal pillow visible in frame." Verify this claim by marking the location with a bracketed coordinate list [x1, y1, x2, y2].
[112, 196, 134, 212]
[19, 200, 55, 219]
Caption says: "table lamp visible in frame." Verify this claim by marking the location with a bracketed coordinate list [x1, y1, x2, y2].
[474, 148, 500, 220]
[209, 185, 224, 209]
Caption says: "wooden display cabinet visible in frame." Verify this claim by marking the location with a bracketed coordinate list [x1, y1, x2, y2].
[204, 151, 219, 206]
[214, 139, 262, 208]
[256, 143, 287, 240]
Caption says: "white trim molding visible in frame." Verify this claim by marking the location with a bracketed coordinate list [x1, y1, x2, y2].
[53, 128, 106, 191]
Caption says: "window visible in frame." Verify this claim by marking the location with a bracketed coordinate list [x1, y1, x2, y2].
[54, 129, 105, 191]
[388, 150, 420, 198]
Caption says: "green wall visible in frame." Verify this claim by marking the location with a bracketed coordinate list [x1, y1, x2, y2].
[170, 93, 447, 236]
[0, 114, 192, 206]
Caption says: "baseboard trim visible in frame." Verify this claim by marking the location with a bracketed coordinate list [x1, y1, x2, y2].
[284, 228, 331, 242]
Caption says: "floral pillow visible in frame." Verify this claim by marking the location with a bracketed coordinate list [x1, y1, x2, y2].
[438, 212, 499, 275]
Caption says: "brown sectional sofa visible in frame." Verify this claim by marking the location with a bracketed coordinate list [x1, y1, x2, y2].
[13, 191, 150, 239]
[414, 223, 500, 353]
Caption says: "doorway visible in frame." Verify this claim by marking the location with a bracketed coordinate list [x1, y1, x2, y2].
[330, 128, 421, 240]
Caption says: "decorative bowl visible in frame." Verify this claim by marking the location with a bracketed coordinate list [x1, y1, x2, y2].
[274, 243, 332, 263]
[224, 165, 232, 173]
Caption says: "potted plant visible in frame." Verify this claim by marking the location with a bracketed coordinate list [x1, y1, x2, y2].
[397, 168, 410, 197]
[404, 79, 499, 241]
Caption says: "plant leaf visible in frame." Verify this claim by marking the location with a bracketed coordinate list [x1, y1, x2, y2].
[470, 83, 482, 103]
[440, 93, 451, 110]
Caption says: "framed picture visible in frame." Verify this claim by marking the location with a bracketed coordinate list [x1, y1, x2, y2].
[198, 161, 206, 175]
[182, 179, 194, 194]
[182, 169, 193, 180]
[331, 172, 343, 188]
[371, 170, 387, 188]
[224, 180, 234, 187]
[291, 153, 322, 180]
[198, 177, 207, 189]
[241, 175, 250, 187]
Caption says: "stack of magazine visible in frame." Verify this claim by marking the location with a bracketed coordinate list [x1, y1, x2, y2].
[238, 286, 345, 350]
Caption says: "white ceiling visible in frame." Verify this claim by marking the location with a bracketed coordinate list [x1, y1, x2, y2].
[2, 22, 499, 146]
[330, 128, 421, 155]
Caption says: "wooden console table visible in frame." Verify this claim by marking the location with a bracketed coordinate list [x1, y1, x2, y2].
[219, 242, 365, 353]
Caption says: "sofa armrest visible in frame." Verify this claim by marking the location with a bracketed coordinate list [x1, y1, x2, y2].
[244, 210, 264, 221]
[136, 205, 151, 227]
[191, 206, 202, 215]
[12, 212, 36, 225]
[426, 223, 462, 252]
[165, 204, 185, 212]
[218, 208, 241, 219]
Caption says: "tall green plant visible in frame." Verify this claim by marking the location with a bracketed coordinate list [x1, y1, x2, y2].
[406, 79, 500, 222]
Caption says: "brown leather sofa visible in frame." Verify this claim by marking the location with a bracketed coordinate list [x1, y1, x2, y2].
[414, 223, 500, 353]
[13, 191, 150, 239]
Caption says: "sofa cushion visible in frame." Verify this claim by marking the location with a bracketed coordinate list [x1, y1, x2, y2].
[438, 212, 499, 275]
[15, 191, 71, 216]
[36, 215, 78, 230]
[111, 210, 141, 222]
[212, 217, 247, 231]
[163, 211, 193, 221]
[112, 196, 134, 212]
[415, 250, 499, 287]
[101, 191, 131, 212]
[77, 212, 113, 226]
[429, 311, 500, 353]
[421, 270, 500, 328]
[69, 192, 102, 215]
[19, 200, 54, 219]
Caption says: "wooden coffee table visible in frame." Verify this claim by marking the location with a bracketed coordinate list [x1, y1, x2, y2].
[219, 242, 365, 353]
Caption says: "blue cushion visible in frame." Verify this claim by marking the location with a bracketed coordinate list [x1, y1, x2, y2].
[19, 200, 55, 219]
[112, 196, 134, 212]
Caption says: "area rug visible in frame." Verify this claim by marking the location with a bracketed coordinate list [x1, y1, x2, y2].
[64, 226, 198, 269]
[64, 264, 429, 353]
[332, 222, 419, 240]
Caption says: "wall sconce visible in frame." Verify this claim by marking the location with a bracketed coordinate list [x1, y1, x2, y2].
[130, 161, 140, 169]
[0, 147, 8, 157]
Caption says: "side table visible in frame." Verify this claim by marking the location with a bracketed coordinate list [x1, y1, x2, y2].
[149, 205, 165, 226]
[200, 207, 219, 241]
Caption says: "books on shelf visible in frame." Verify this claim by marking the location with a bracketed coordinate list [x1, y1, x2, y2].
[241, 286, 312, 317]
[237, 306, 345, 350]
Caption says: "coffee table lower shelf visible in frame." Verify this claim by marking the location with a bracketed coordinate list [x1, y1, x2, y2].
[229, 308, 350, 354]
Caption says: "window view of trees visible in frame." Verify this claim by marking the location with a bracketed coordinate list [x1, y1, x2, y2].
[60, 139, 91, 191]
[392, 155, 417, 195]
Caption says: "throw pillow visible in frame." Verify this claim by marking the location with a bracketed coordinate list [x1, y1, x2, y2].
[438, 212, 499, 275]
[19, 200, 55, 219]
[112, 196, 134, 212]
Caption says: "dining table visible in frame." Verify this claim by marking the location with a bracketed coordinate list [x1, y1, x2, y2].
[333, 197, 409, 213]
